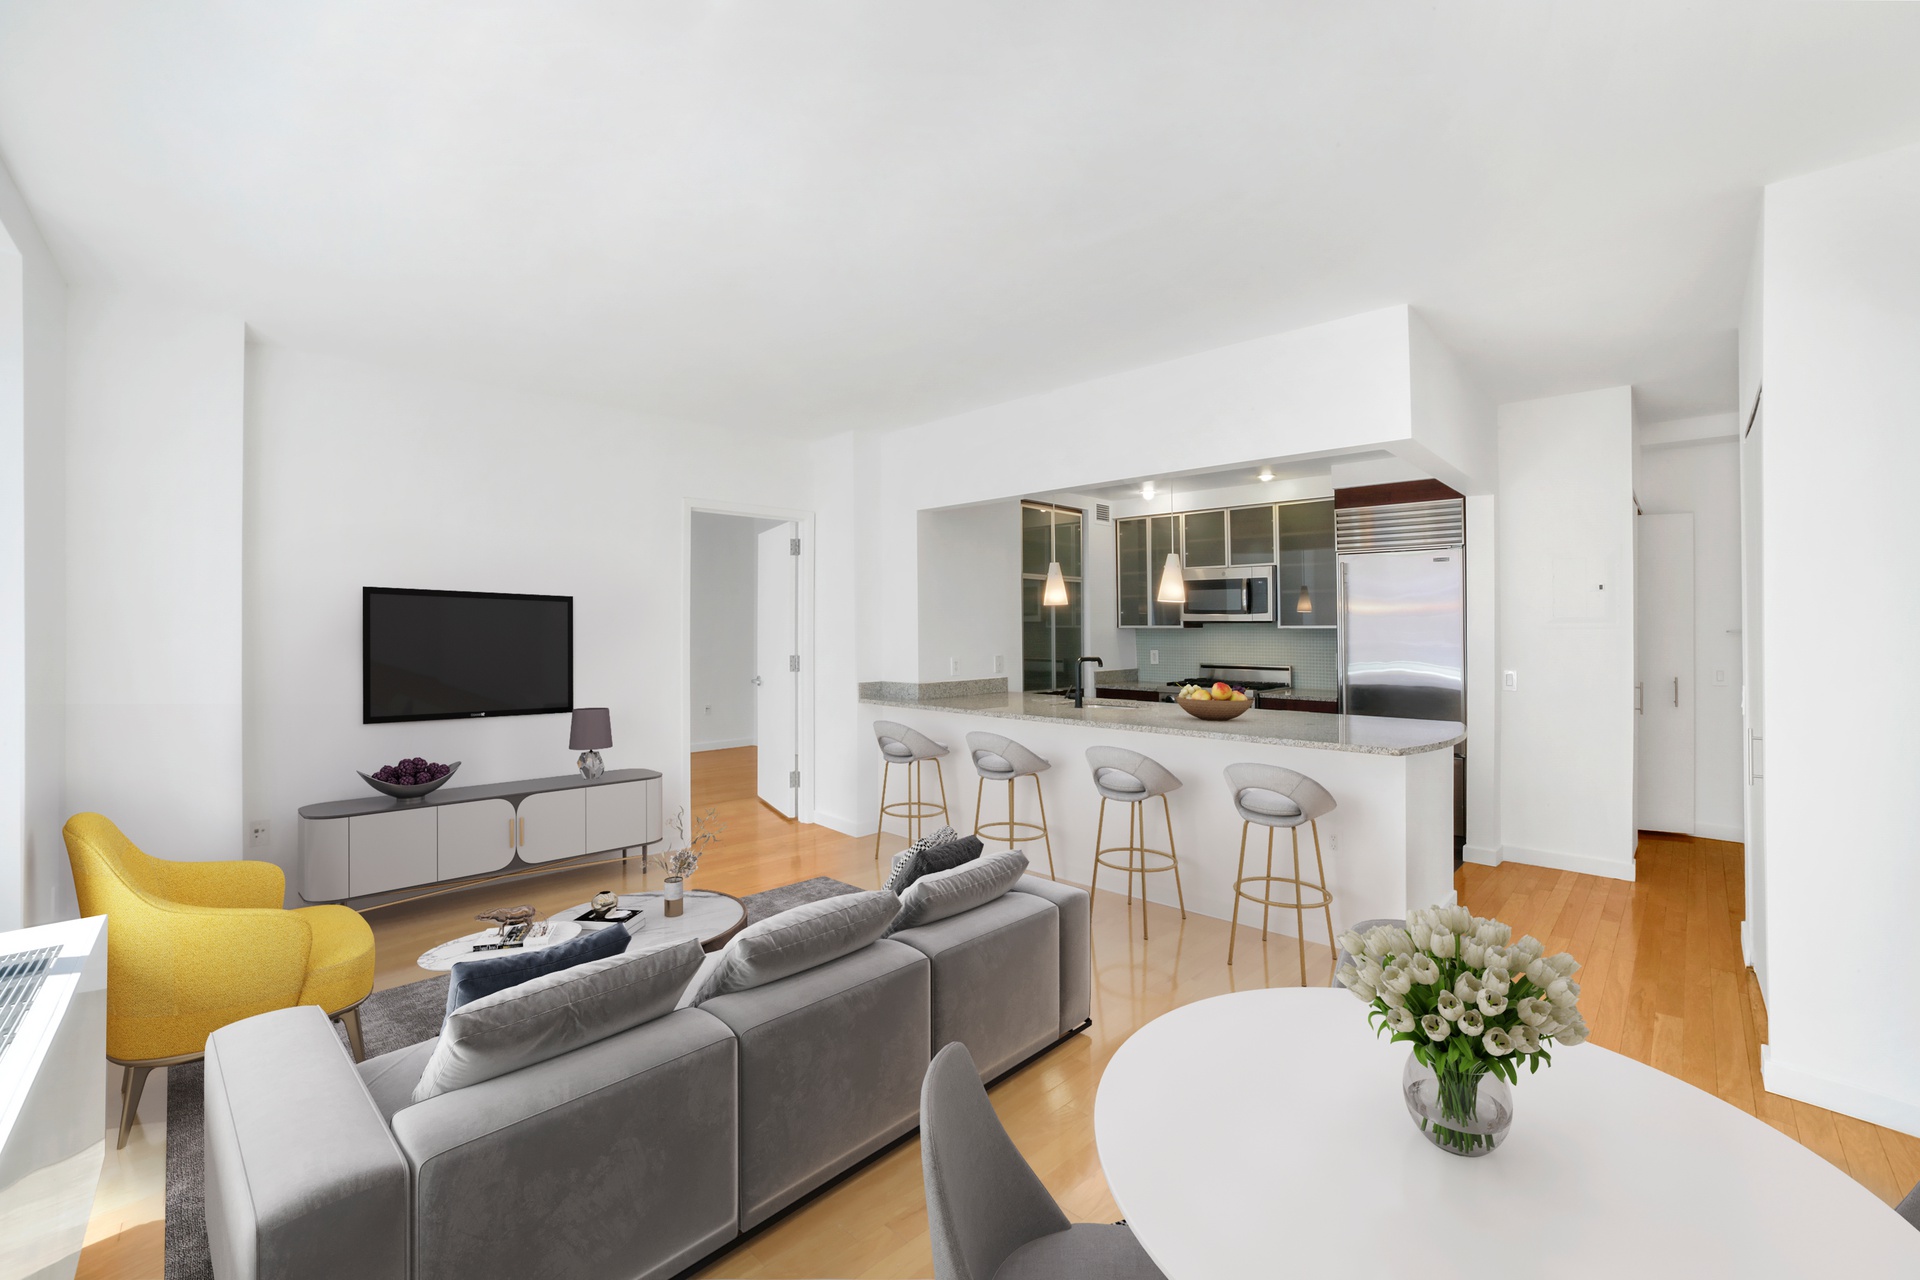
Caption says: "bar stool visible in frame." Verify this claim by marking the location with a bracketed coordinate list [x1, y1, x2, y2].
[1224, 762, 1338, 979]
[1087, 746, 1186, 939]
[966, 731, 1055, 879]
[872, 720, 951, 869]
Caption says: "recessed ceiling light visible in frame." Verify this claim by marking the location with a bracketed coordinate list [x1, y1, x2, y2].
[1141, 481, 1157, 500]
[1257, 468, 1275, 482]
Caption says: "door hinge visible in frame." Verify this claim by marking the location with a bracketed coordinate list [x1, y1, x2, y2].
[788, 770, 801, 789]
[788, 654, 801, 673]
[789, 538, 801, 556]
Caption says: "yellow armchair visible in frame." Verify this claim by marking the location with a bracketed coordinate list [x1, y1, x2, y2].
[63, 813, 377, 1146]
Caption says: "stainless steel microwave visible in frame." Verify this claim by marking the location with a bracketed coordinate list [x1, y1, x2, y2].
[1180, 565, 1276, 622]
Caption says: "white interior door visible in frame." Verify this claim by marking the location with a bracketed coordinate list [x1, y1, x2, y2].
[1740, 400, 1768, 991]
[1636, 513, 1696, 834]
[756, 522, 799, 818]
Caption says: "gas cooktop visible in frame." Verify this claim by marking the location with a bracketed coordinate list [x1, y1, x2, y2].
[1164, 664, 1294, 693]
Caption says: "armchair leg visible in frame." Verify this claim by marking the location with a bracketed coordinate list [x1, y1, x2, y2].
[117, 1065, 152, 1150]
[335, 1006, 367, 1062]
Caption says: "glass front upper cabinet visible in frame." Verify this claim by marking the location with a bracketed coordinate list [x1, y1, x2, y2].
[1228, 504, 1277, 565]
[1115, 514, 1184, 628]
[1180, 509, 1227, 568]
[1278, 498, 1336, 626]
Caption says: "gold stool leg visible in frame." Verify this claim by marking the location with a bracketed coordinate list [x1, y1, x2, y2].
[1262, 825, 1274, 941]
[1292, 826, 1307, 986]
[1125, 802, 1135, 905]
[933, 758, 950, 827]
[972, 776, 983, 836]
[1312, 819, 1336, 984]
[874, 761, 891, 868]
[117, 1065, 152, 1150]
[1164, 794, 1186, 920]
[909, 762, 920, 845]
[1007, 778, 1016, 849]
[1034, 775, 1056, 878]
[1135, 802, 1148, 940]
[1228, 821, 1250, 965]
[1090, 798, 1107, 905]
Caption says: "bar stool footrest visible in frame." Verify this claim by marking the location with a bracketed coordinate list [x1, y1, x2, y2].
[1232, 875, 1332, 913]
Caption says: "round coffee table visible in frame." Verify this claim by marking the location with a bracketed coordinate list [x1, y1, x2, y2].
[552, 889, 747, 954]
[417, 920, 586, 971]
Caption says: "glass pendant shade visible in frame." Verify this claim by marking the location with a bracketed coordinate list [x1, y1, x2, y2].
[1156, 552, 1186, 604]
[1042, 561, 1069, 607]
[1296, 585, 1312, 615]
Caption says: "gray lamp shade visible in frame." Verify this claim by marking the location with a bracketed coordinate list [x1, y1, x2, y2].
[569, 707, 612, 751]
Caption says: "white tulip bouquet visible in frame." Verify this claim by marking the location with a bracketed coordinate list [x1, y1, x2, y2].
[1337, 905, 1588, 1154]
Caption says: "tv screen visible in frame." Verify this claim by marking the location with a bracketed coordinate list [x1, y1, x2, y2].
[363, 588, 573, 723]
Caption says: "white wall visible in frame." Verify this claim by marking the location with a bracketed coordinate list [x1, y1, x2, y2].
[243, 343, 813, 892]
[1494, 387, 1637, 880]
[916, 500, 1021, 686]
[1755, 141, 1920, 1136]
[1634, 415, 1744, 841]
[0, 156, 66, 928]
[64, 292, 244, 863]
[1463, 493, 1499, 863]
[1406, 309, 1497, 496]
[689, 512, 762, 751]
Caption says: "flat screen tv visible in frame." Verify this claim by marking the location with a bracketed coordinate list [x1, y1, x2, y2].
[363, 587, 573, 723]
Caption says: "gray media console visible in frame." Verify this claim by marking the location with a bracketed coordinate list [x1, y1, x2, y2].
[298, 768, 664, 903]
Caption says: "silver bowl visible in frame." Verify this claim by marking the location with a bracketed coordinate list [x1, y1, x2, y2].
[358, 761, 461, 803]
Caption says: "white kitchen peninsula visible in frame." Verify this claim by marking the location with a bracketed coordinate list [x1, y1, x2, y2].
[859, 689, 1463, 937]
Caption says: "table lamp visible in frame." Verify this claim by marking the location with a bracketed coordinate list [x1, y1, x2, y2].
[570, 707, 611, 779]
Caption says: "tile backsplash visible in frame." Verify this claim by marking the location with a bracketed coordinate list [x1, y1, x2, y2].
[1133, 624, 1339, 692]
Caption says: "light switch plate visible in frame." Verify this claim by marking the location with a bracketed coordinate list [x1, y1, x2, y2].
[1503, 670, 1518, 691]
[948, 657, 960, 676]
[1714, 669, 1727, 685]
[993, 654, 1005, 674]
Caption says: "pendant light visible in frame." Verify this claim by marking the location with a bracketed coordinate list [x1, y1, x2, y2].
[1042, 561, 1069, 607]
[1156, 552, 1186, 604]
[1296, 585, 1312, 617]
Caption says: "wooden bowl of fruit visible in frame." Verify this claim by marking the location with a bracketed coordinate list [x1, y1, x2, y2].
[1174, 682, 1254, 720]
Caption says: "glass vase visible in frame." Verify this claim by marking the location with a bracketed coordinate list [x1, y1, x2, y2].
[1402, 1050, 1512, 1157]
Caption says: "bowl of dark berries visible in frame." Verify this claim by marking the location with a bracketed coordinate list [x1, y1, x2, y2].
[359, 757, 460, 802]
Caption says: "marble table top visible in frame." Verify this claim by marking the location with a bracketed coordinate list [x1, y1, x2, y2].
[417, 889, 747, 970]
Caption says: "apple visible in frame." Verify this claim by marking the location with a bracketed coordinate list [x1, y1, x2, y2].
[1212, 681, 1233, 699]
[1230, 691, 1248, 702]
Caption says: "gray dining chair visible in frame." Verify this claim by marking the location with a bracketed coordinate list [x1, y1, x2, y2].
[920, 1043, 1165, 1280]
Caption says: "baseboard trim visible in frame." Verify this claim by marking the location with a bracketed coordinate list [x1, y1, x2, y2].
[809, 808, 867, 838]
[1463, 844, 1503, 867]
[1740, 919, 1753, 968]
[1762, 1051, 1920, 1140]
[691, 736, 757, 752]
[1497, 844, 1637, 882]
[1693, 821, 1745, 842]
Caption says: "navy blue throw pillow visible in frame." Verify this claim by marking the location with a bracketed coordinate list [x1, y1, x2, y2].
[445, 921, 631, 1017]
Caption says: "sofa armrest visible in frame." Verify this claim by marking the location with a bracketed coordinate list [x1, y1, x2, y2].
[203, 1005, 409, 1280]
[1008, 875, 1091, 1036]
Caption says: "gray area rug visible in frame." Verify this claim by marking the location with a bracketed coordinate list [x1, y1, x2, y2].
[163, 876, 862, 1278]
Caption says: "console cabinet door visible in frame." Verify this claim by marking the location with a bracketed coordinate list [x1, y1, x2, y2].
[517, 788, 587, 864]
[300, 818, 350, 902]
[585, 782, 649, 854]
[348, 808, 438, 897]
[437, 797, 515, 881]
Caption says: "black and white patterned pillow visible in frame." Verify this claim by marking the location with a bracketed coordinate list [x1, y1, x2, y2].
[884, 826, 983, 896]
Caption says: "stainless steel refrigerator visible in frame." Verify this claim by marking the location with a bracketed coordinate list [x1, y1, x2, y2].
[1336, 498, 1467, 861]
[1336, 548, 1465, 722]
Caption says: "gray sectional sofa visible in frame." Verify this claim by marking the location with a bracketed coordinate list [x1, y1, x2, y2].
[201, 873, 1091, 1280]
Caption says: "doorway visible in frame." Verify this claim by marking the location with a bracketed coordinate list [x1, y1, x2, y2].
[1636, 512, 1696, 834]
[688, 509, 808, 822]
[1739, 397, 1767, 991]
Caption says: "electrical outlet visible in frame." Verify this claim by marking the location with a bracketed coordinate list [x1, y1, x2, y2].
[1503, 670, 1518, 691]
[1714, 669, 1727, 686]
[247, 819, 271, 851]
[1329, 831, 1340, 852]
[1149, 649, 1160, 665]
[948, 657, 960, 676]
[993, 654, 1005, 674]
[704, 704, 712, 715]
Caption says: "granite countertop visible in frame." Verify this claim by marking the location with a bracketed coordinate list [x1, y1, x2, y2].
[860, 690, 1464, 757]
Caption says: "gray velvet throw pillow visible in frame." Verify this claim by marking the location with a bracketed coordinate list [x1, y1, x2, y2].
[888, 850, 1029, 935]
[690, 889, 899, 1006]
[412, 936, 703, 1102]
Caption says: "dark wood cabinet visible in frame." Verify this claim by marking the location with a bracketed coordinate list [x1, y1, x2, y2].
[1096, 686, 1168, 703]
[1255, 693, 1341, 714]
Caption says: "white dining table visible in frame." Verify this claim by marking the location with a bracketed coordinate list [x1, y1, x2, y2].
[1094, 988, 1920, 1277]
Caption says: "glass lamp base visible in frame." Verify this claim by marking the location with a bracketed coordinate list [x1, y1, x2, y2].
[577, 749, 605, 780]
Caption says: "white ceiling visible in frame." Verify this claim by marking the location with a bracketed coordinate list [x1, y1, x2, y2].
[4, 2, 1920, 436]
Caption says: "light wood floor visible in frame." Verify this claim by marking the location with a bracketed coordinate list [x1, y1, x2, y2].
[75, 747, 1920, 1279]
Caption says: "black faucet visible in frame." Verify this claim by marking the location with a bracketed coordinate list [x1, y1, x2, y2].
[1071, 656, 1105, 709]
